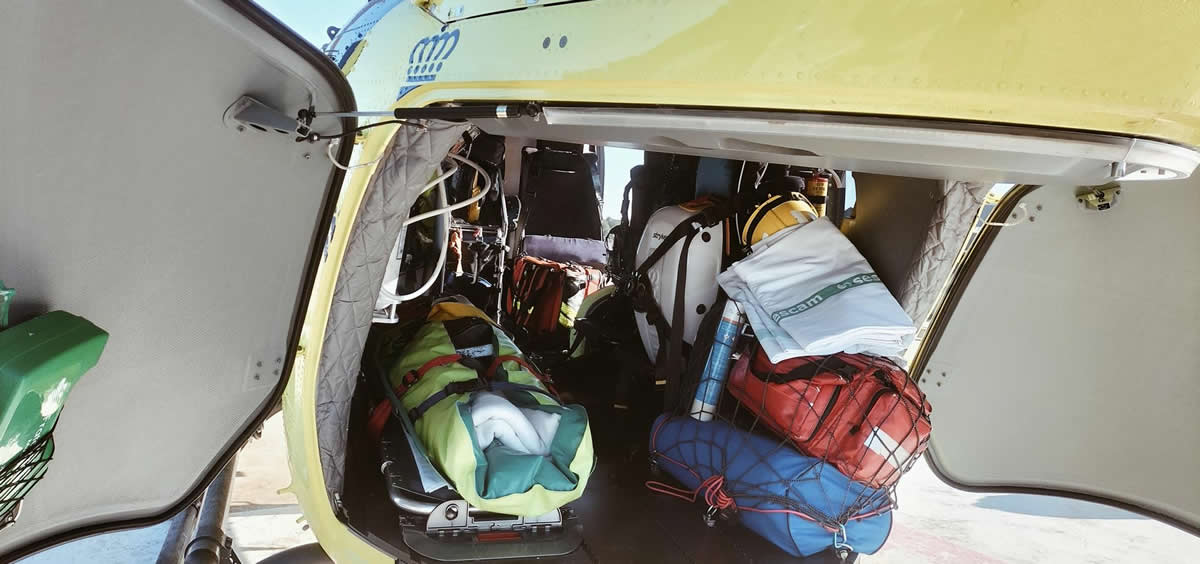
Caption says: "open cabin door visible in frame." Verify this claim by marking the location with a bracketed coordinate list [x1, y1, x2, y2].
[916, 176, 1200, 534]
[0, 0, 353, 557]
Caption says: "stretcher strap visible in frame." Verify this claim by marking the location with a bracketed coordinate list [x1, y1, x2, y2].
[409, 377, 553, 423]
[488, 354, 559, 397]
[365, 354, 463, 441]
[489, 380, 558, 398]
[401, 354, 465, 393]
[409, 379, 485, 421]
[368, 350, 560, 440]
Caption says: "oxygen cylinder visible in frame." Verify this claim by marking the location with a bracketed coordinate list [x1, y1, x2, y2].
[690, 300, 745, 421]
[806, 175, 829, 216]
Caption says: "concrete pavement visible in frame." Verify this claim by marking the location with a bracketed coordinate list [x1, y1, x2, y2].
[19, 415, 313, 564]
[864, 459, 1200, 563]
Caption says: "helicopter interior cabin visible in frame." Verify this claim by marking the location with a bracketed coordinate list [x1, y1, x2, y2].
[304, 105, 1198, 563]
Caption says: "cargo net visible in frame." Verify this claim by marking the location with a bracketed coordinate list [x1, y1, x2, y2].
[648, 336, 932, 544]
[0, 432, 54, 531]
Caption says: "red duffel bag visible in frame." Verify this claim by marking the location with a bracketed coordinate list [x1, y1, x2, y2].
[728, 344, 932, 488]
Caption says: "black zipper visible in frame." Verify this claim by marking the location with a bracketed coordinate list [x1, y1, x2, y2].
[849, 374, 900, 436]
[804, 385, 842, 442]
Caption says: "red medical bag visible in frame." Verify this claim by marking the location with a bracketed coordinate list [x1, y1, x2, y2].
[728, 344, 931, 487]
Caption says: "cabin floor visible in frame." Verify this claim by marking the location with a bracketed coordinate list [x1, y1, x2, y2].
[344, 418, 847, 564]
[538, 421, 850, 564]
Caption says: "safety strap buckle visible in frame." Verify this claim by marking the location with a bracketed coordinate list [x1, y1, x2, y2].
[400, 370, 420, 389]
[697, 205, 729, 228]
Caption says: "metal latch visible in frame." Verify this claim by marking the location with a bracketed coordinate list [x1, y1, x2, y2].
[1077, 184, 1121, 211]
[425, 499, 563, 534]
[222, 95, 299, 137]
[417, 0, 464, 22]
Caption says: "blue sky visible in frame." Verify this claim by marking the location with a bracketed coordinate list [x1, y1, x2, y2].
[256, 0, 362, 47]
[601, 148, 644, 219]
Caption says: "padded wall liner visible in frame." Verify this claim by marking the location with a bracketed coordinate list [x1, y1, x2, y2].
[316, 121, 469, 499]
[897, 181, 989, 326]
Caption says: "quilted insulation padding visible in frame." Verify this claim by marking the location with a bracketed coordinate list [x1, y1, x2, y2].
[897, 180, 990, 326]
[317, 121, 469, 499]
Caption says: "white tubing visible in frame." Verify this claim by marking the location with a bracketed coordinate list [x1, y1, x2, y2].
[379, 153, 494, 304]
[326, 140, 384, 171]
[378, 169, 451, 304]
[401, 153, 493, 226]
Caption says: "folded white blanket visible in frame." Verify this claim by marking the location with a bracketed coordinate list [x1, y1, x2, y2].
[470, 392, 561, 456]
[718, 218, 915, 362]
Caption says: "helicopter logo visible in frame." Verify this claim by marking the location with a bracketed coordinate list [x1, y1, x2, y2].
[399, 29, 460, 99]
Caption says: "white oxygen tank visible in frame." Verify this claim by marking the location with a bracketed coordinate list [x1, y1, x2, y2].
[634, 203, 724, 362]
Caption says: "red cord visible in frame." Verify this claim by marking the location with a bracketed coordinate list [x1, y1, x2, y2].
[646, 471, 827, 525]
[365, 400, 392, 444]
[701, 475, 735, 511]
[645, 479, 699, 503]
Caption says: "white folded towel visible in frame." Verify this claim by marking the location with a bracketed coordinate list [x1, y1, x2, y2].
[718, 218, 915, 362]
[470, 391, 561, 456]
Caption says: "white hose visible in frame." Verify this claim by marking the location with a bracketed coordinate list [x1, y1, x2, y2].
[379, 153, 494, 304]
[401, 153, 493, 226]
[326, 139, 384, 171]
[378, 169, 451, 304]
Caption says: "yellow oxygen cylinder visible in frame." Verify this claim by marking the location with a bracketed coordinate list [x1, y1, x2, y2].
[806, 175, 829, 217]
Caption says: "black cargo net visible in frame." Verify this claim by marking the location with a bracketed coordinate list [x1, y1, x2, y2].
[647, 336, 932, 555]
[0, 432, 54, 531]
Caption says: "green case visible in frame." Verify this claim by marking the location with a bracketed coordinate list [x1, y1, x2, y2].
[0, 310, 108, 466]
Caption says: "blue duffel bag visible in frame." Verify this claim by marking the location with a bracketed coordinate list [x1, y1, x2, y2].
[648, 414, 893, 557]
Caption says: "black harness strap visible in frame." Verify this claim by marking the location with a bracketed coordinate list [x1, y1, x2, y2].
[634, 212, 706, 278]
[407, 364, 556, 422]
[627, 203, 734, 410]
[490, 380, 556, 398]
[659, 226, 698, 410]
[409, 379, 486, 421]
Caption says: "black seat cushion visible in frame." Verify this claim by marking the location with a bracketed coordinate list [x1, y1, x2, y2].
[522, 149, 603, 241]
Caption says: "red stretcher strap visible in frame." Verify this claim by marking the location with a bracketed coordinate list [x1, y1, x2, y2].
[365, 353, 463, 442]
[488, 354, 558, 397]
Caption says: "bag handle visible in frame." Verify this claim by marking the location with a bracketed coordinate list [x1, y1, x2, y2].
[755, 354, 855, 386]
[848, 374, 900, 436]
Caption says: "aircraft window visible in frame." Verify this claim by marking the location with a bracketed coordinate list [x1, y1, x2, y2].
[601, 146, 644, 233]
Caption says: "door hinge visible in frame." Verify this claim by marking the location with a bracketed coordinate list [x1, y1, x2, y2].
[1077, 183, 1121, 211]
[417, 0, 463, 21]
